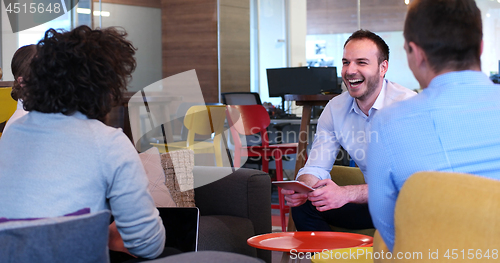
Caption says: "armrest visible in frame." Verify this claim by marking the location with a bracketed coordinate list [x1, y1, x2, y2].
[373, 230, 391, 263]
[193, 166, 271, 236]
[330, 165, 366, 186]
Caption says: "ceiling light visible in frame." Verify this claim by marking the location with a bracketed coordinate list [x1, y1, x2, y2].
[76, 8, 91, 14]
[76, 8, 110, 17]
[93, 11, 110, 17]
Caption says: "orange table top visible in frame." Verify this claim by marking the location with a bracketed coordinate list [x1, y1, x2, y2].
[247, 231, 373, 253]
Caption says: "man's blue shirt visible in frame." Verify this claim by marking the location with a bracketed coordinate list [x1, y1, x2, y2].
[366, 70, 500, 251]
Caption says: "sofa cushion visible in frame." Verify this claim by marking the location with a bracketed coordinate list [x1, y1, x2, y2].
[0, 208, 91, 223]
[139, 147, 176, 207]
[147, 251, 265, 263]
[160, 150, 195, 207]
[197, 215, 257, 257]
[0, 210, 110, 263]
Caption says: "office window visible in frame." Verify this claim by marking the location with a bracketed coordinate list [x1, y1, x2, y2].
[18, 0, 92, 47]
[478, 0, 500, 76]
[306, 0, 500, 91]
[306, 0, 418, 90]
[252, 0, 288, 106]
[93, 2, 162, 92]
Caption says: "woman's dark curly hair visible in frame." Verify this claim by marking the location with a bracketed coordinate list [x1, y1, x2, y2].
[21, 25, 137, 120]
[10, 44, 37, 101]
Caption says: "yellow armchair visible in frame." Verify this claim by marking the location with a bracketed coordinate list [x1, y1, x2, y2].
[372, 171, 500, 262]
[329, 165, 375, 237]
[386, 171, 500, 262]
[0, 87, 17, 137]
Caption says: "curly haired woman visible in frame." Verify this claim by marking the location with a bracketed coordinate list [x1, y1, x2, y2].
[0, 26, 167, 260]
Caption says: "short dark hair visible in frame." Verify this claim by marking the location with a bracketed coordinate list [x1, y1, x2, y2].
[21, 25, 137, 120]
[10, 44, 36, 100]
[404, 0, 482, 72]
[344, 29, 390, 65]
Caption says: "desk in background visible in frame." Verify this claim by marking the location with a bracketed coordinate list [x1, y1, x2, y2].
[269, 118, 318, 149]
[284, 94, 338, 177]
[105, 91, 182, 151]
[269, 118, 318, 126]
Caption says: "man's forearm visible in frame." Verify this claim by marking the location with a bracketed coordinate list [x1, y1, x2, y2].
[343, 183, 368, 204]
[298, 175, 368, 203]
[296, 173, 320, 187]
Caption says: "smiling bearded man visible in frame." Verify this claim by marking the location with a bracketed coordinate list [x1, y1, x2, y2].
[282, 30, 416, 232]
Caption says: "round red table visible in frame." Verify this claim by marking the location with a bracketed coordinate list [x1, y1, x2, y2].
[248, 231, 373, 262]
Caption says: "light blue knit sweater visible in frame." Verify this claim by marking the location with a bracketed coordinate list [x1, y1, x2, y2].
[0, 111, 165, 259]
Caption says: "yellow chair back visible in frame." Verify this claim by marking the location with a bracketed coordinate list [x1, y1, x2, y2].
[0, 87, 18, 136]
[391, 171, 500, 262]
[184, 105, 226, 139]
[151, 105, 227, 166]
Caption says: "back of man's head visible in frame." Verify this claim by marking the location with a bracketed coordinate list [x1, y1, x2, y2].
[404, 0, 482, 73]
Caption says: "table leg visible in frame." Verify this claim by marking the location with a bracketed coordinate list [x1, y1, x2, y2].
[281, 252, 303, 263]
[128, 104, 141, 150]
[288, 105, 313, 232]
[123, 105, 133, 143]
[293, 104, 312, 176]
[153, 104, 174, 145]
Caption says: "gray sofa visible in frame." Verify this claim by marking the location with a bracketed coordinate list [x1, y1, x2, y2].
[192, 166, 272, 263]
[150, 251, 265, 263]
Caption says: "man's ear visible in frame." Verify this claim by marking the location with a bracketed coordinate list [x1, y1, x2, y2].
[379, 60, 388, 77]
[16, 76, 23, 84]
[408, 42, 426, 68]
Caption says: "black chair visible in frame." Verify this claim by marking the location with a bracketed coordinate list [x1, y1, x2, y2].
[221, 92, 262, 105]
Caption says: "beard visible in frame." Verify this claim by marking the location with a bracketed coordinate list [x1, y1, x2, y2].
[353, 72, 381, 102]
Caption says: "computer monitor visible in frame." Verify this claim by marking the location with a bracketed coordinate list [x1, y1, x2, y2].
[266, 66, 340, 99]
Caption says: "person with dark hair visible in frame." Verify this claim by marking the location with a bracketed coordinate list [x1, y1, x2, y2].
[283, 30, 416, 231]
[10, 44, 36, 101]
[2, 44, 37, 133]
[366, 0, 500, 251]
[0, 26, 166, 259]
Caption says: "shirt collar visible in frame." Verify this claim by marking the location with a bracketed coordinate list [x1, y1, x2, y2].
[349, 79, 387, 117]
[371, 79, 387, 111]
[427, 70, 492, 91]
